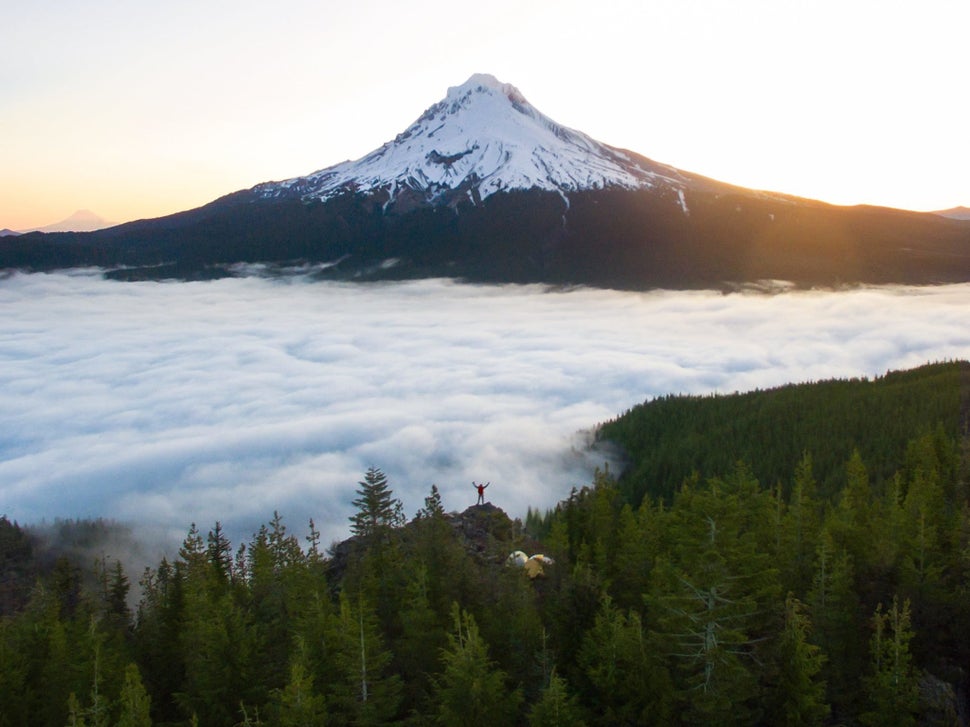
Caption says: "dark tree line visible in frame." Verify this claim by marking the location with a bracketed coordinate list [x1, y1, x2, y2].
[1, 361, 968, 725]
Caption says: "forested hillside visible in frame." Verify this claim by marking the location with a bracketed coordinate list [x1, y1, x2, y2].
[599, 360, 969, 504]
[1, 361, 968, 725]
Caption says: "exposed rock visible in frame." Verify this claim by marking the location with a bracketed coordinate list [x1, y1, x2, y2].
[448, 503, 516, 560]
[325, 502, 532, 587]
[918, 671, 960, 726]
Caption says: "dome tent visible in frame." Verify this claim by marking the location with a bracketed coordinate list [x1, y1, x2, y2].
[508, 550, 554, 579]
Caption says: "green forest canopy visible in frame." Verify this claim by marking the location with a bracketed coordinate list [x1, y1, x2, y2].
[599, 359, 969, 505]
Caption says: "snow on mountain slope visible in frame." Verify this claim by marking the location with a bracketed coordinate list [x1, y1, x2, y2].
[255, 73, 688, 208]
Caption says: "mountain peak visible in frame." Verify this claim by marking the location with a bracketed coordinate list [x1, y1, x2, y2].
[445, 73, 528, 107]
[23, 209, 115, 234]
[449, 72, 515, 95]
[255, 74, 687, 209]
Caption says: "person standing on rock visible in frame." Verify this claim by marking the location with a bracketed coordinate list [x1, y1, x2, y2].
[473, 481, 489, 505]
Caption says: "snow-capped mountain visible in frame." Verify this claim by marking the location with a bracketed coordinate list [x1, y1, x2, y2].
[4, 74, 969, 289]
[23, 210, 115, 233]
[1, 210, 113, 237]
[254, 73, 688, 210]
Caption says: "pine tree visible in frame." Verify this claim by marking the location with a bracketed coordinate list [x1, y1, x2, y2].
[407, 483, 470, 623]
[766, 594, 829, 725]
[346, 468, 407, 638]
[829, 450, 876, 571]
[808, 529, 866, 718]
[900, 449, 948, 605]
[607, 501, 660, 611]
[577, 595, 672, 725]
[861, 596, 919, 726]
[324, 592, 401, 726]
[780, 452, 821, 595]
[133, 557, 184, 724]
[102, 559, 131, 634]
[178, 523, 206, 576]
[416, 484, 445, 520]
[290, 589, 339, 720]
[66, 692, 87, 727]
[39, 597, 81, 726]
[433, 604, 522, 727]
[117, 663, 152, 727]
[67, 617, 112, 727]
[305, 518, 323, 565]
[206, 521, 233, 585]
[477, 564, 544, 688]
[349, 467, 404, 540]
[248, 512, 304, 699]
[176, 585, 255, 725]
[274, 640, 327, 727]
[649, 468, 780, 724]
[50, 555, 83, 618]
[528, 670, 587, 727]
[394, 564, 446, 712]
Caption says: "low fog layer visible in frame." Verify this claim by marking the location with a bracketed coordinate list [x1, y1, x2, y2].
[2, 272, 968, 553]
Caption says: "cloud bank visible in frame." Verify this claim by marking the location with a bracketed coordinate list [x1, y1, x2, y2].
[1, 273, 968, 553]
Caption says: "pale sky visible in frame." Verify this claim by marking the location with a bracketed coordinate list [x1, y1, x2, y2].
[2, 0, 967, 232]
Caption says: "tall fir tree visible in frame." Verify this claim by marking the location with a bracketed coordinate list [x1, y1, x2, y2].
[116, 663, 152, 727]
[808, 529, 866, 719]
[861, 596, 920, 726]
[324, 592, 401, 726]
[349, 467, 405, 540]
[765, 594, 829, 726]
[433, 604, 523, 727]
[780, 452, 821, 595]
[577, 595, 672, 725]
[273, 639, 327, 727]
[528, 670, 587, 727]
[648, 466, 780, 724]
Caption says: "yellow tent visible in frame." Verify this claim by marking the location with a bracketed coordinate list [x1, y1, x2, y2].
[523, 554, 554, 579]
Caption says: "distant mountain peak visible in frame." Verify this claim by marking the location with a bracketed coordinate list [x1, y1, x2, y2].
[28, 209, 115, 233]
[254, 74, 687, 209]
[934, 206, 970, 220]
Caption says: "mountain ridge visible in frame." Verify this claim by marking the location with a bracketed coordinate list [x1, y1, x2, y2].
[1, 75, 969, 289]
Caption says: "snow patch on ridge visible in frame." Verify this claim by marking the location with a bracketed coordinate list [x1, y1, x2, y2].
[677, 189, 689, 215]
[255, 74, 687, 206]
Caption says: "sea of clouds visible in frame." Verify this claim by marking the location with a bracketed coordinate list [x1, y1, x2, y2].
[1, 271, 968, 560]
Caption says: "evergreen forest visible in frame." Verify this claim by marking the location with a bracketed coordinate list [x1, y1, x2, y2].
[1, 360, 968, 726]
